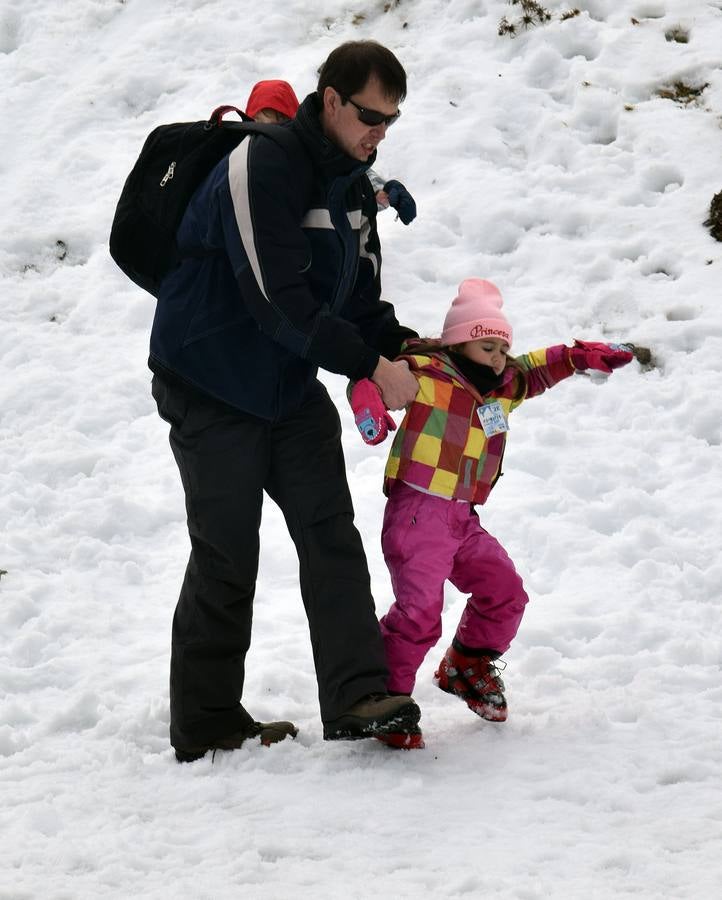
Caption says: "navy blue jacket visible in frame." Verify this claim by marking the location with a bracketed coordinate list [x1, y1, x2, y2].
[149, 93, 415, 420]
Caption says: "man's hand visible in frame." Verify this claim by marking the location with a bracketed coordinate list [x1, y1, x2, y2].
[371, 357, 418, 410]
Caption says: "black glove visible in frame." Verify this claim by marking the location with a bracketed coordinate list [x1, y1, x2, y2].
[384, 180, 417, 225]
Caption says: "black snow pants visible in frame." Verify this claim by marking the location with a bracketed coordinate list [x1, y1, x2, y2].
[152, 373, 389, 749]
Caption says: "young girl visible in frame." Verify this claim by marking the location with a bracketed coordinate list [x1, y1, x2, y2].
[351, 278, 633, 748]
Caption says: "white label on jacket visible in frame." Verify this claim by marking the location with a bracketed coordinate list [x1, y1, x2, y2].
[477, 400, 508, 437]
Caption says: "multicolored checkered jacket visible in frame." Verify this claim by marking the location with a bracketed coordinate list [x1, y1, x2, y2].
[384, 343, 575, 504]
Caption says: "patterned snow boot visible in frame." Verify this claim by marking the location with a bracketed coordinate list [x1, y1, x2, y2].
[434, 643, 508, 722]
[375, 726, 425, 750]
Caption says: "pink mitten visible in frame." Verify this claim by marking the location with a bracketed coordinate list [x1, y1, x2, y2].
[570, 340, 634, 373]
[350, 379, 397, 445]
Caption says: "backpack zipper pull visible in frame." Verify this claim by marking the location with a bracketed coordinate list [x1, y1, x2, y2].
[160, 161, 176, 187]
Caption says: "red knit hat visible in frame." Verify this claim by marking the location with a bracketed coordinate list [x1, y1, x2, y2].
[441, 279, 513, 347]
[245, 80, 300, 120]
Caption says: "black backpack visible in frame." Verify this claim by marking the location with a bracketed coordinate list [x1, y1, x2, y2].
[109, 105, 299, 297]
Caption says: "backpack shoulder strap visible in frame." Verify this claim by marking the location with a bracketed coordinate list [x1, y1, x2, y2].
[223, 121, 314, 206]
[218, 120, 303, 155]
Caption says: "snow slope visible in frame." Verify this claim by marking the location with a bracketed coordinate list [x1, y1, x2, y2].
[1, 1, 721, 897]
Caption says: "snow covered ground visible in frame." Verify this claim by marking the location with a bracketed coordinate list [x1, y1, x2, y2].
[1, 1, 721, 897]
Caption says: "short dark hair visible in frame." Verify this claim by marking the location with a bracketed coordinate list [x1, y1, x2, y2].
[317, 40, 407, 102]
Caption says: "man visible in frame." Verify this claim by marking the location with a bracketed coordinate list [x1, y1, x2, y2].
[149, 40, 422, 762]
[245, 78, 416, 223]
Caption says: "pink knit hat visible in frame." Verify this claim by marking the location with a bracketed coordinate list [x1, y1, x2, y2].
[441, 278, 513, 347]
[245, 80, 300, 120]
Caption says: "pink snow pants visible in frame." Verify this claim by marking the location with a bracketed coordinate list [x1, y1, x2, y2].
[380, 482, 529, 694]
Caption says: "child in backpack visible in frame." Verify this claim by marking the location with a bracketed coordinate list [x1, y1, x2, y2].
[350, 278, 634, 748]
[245, 79, 300, 124]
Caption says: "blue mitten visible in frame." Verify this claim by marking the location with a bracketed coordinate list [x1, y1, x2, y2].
[384, 180, 417, 225]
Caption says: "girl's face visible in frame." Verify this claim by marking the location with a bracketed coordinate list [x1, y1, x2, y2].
[456, 337, 510, 374]
[253, 108, 291, 124]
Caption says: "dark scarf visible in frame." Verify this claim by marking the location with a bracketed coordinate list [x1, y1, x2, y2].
[446, 350, 504, 397]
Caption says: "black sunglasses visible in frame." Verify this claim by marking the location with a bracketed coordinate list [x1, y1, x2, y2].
[338, 92, 401, 127]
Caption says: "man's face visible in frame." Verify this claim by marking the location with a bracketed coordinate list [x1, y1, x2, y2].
[320, 76, 401, 162]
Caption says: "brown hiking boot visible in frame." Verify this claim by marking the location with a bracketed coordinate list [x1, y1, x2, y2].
[175, 720, 298, 763]
[323, 693, 421, 741]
